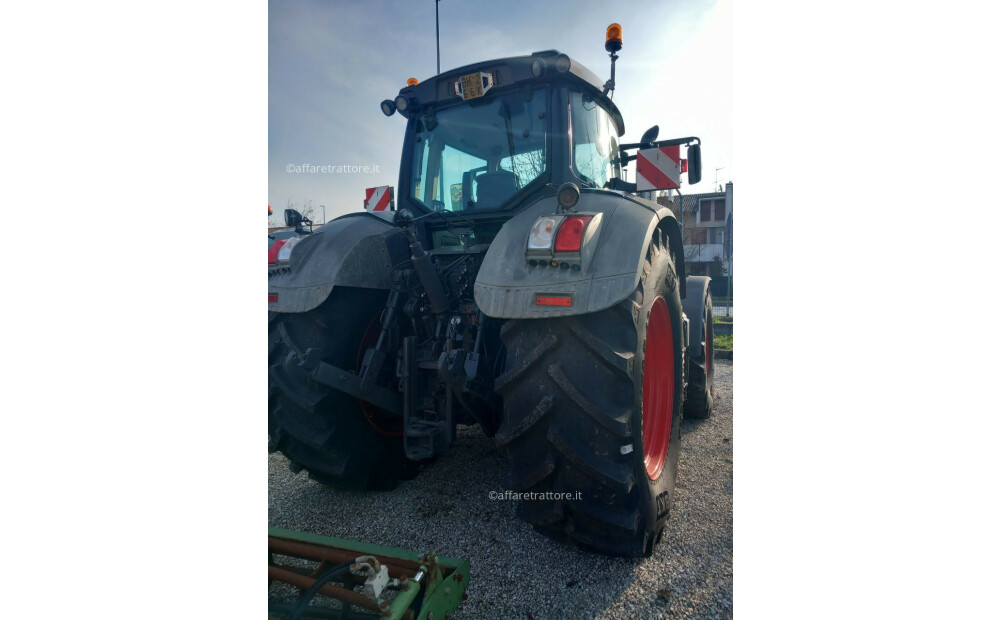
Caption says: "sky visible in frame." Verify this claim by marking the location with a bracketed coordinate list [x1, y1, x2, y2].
[269, 0, 732, 225]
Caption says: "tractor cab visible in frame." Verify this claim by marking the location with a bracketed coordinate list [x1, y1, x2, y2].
[382, 50, 629, 216]
[381, 48, 700, 220]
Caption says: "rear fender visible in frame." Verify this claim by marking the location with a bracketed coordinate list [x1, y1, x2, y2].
[474, 191, 685, 319]
[268, 213, 396, 313]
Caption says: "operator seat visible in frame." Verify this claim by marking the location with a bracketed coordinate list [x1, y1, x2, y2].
[473, 170, 518, 209]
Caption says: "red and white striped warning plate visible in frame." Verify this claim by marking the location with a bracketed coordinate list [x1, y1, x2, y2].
[636, 145, 681, 191]
[364, 186, 394, 212]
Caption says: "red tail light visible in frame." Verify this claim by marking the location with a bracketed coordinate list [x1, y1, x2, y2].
[554, 216, 593, 252]
[268, 239, 288, 264]
[536, 294, 573, 307]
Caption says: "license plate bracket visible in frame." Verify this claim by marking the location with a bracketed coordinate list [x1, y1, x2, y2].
[456, 71, 494, 100]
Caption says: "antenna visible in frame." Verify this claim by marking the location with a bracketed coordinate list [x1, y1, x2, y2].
[435, 0, 441, 74]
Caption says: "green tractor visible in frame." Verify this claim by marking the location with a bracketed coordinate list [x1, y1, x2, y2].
[268, 31, 715, 557]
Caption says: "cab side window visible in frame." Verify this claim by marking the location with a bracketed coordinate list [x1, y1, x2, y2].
[570, 92, 620, 188]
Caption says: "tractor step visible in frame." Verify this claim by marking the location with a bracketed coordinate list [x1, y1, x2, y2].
[268, 527, 469, 620]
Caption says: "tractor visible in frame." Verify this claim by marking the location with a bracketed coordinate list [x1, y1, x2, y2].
[268, 26, 716, 557]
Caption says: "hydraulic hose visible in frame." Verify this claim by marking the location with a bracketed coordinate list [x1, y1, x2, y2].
[287, 562, 353, 620]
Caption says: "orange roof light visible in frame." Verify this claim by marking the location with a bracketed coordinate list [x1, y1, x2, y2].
[406, 77, 419, 86]
[605, 23, 622, 53]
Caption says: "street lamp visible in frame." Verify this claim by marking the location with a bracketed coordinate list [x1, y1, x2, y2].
[319, 205, 326, 225]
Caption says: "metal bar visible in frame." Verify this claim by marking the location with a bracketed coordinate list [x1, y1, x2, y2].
[268, 564, 380, 612]
[402, 336, 416, 455]
[311, 362, 403, 415]
[269, 536, 420, 579]
[619, 135, 701, 150]
[269, 528, 467, 570]
[385, 578, 421, 620]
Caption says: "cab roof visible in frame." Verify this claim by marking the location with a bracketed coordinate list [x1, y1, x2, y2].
[395, 50, 625, 136]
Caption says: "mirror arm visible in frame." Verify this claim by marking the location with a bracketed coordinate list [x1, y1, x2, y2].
[619, 136, 700, 151]
[606, 177, 636, 192]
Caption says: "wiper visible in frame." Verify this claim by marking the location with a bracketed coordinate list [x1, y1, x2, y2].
[501, 100, 520, 189]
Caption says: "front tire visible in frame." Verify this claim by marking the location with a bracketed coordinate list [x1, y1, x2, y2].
[495, 234, 684, 556]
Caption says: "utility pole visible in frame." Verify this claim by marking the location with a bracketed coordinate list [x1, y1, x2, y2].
[435, 0, 441, 74]
[724, 182, 733, 316]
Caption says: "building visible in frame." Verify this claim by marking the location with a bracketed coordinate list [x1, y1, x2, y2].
[657, 181, 733, 298]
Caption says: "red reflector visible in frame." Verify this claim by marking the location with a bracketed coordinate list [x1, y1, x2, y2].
[681, 158, 688, 173]
[268, 294, 278, 303]
[535, 295, 572, 307]
[554, 216, 593, 252]
[268, 238, 288, 264]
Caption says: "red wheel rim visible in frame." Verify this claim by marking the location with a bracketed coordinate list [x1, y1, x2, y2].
[642, 297, 675, 479]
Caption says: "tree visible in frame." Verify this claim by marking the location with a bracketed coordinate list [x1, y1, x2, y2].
[500, 149, 546, 190]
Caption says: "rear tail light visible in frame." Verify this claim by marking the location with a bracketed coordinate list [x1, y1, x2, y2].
[554, 216, 593, 252]
[268, 239, 288, 264]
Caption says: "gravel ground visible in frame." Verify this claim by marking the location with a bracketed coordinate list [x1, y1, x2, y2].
[269, 359, 733, 619]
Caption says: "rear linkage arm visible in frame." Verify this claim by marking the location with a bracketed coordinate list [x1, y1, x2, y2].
[309, 271, 409, 416]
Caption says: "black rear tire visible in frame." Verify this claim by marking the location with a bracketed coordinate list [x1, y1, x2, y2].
[495, 233, 684, 556]
[684, 289, 715, 419]
[268, 288, 412, 489]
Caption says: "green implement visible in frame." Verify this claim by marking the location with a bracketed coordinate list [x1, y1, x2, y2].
[268, 527, 469, 620]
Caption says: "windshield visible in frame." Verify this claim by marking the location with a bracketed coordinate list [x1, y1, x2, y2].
[409, 87, 549, 212]
[570, 91, 620, 188]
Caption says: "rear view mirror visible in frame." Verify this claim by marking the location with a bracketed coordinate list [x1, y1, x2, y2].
[687, 144, 702, 185]
[640, 125, 659, 145]
[285, 209, 303, 228]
